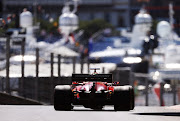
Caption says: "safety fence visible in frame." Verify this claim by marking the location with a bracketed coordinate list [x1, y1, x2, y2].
[0, 38, 180, 105]
[1, 66, 180, 106]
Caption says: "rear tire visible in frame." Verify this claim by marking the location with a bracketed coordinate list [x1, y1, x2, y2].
[54, 85, 73, 111]
[113, 86, 134, 111]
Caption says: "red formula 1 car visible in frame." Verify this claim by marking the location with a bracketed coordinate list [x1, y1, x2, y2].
[54, 69, 134, 111]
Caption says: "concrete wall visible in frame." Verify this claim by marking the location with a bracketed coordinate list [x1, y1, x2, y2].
[0, 92, 42, 105]
[23, 77, 71, 103]
[0, 76, 71, 104]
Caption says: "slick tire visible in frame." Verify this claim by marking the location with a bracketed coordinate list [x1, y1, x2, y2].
[113, 85, 134, 111]
[54, 85, 73, 111]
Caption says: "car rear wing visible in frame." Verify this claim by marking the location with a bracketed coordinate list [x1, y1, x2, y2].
[72, 74, 112, 83]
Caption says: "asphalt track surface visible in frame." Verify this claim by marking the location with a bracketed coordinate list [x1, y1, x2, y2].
[0, 105, 180, 121]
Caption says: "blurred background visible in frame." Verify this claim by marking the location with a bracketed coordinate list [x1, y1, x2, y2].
[0, 0, 180, 106]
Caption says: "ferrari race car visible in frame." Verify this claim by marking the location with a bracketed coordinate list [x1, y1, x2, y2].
[54, 69, 134, 111]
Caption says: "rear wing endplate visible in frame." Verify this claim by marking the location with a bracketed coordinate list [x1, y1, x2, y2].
[72, 74, 112, 83]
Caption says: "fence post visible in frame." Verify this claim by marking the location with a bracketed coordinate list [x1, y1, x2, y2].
[6, 36, 10, 93]
[81, 58, 84, 74]
[129, 70, 134, 87]
[73, 57, 76, 73]
[115, 70, 119, 82]
[145, 78, 148, 106]
[58, 54, 61, 83]
[172, 80, 176, 105]
[35, 48, 39, 100]
[50, 53, 54, 104]
[21, 38, 25, 96]
[102, 67, 105, 74]
[160, 82, 164, 106]
[87, 59, 90, 74]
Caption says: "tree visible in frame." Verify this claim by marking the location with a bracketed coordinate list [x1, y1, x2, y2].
[37, 18, 59, 35]
[77, 19, 114, 42]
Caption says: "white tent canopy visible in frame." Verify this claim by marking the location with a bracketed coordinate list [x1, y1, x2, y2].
[50, 46, 79, 57]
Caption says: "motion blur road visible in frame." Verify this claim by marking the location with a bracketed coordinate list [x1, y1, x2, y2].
[0, 105, 179, 121]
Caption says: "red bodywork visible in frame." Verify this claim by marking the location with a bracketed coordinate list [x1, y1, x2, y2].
[54, 73, 134, 110]
[70, 74, 121, 108]
[72, 82, 114, 92]
[71, 81, 116, 104]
